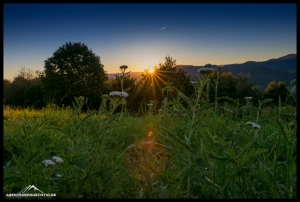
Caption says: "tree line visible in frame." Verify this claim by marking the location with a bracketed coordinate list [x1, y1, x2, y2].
[3, 41, 296, 112]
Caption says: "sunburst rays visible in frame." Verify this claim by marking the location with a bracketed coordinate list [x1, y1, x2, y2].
[130, 68, 178, 102]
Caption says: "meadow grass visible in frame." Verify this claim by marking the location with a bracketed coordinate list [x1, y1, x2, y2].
[3, 76, 297, 198]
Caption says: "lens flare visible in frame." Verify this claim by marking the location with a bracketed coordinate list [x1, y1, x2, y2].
[124, 131, 168, 182]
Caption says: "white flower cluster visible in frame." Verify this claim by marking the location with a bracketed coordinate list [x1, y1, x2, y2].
[147, 100, 154, 106]
[244, 97, 253, 100]
[190, 80, 197, 84]
[52, 156, 64, 163]
[43, 156, 63, 167]
[109, 91, 129, 97]
[246, 121, 261, 129]
[42, 160, 55, 167]
[197, 67, 215, 73]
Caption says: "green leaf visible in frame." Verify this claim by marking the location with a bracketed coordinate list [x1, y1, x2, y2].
[184, 134, 190, 145]
[3, 175, 19, 186]
[160, 185, 169, 198]
[217, 96, 234, 103]
[260, 98, 274, 107]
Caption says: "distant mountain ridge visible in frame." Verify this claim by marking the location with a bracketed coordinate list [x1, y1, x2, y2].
[107, 54, 296, 91]
[218, 54, 296, 90]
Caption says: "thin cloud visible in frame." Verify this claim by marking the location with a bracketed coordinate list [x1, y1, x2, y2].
[160, 27, 166, 30]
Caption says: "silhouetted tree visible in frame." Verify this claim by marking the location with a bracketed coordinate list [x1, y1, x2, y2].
[23, 84, 44, 109]
[41, 41, 109, 109]
[3, 79, 11, 86]
[4, 67, 41, 107]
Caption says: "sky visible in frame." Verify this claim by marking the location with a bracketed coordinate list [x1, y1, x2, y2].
[4, 3, 297, 81]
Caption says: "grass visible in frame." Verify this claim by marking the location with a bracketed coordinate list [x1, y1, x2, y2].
[3, 73, 297, 199]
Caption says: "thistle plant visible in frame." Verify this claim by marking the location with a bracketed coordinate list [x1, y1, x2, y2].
[195, 66, 213, 103]
[106, 65, 130, 115]
[108, 91, 129, 115]
[119, 65, 130, 92]
[72, 96, 88, 114]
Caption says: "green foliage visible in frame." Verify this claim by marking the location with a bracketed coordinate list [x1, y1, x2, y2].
[264, 81, 293, 106]
[3, 90, 297, 198]
[41, 41, 108, 110]
[208, 71, 263, 106]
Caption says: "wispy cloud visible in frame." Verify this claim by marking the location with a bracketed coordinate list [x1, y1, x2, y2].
[160, 27, 166, 30]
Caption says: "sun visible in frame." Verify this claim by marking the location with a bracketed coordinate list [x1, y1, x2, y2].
[130, 67, 176, 102]
[149, 67, 154, 74]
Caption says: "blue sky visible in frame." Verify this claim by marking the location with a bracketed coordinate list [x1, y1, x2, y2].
[4, 3, 296, 81]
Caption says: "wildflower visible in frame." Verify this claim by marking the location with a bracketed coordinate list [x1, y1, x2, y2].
[190, 80, 197, 84]
[109, 91, 117, 96]
[244, 97, 253, 100]
[246, 121, 261, 129]
[158, 109, 163, 112]
[197, 67, 215, 72]
[147, 103, 153, 106]
[109, 91, 128, 97]
[43, 160, 55, 167]
[120, 65, 128, 70]
[52, 156, 63, 163]
[120, 91, 129, 97]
